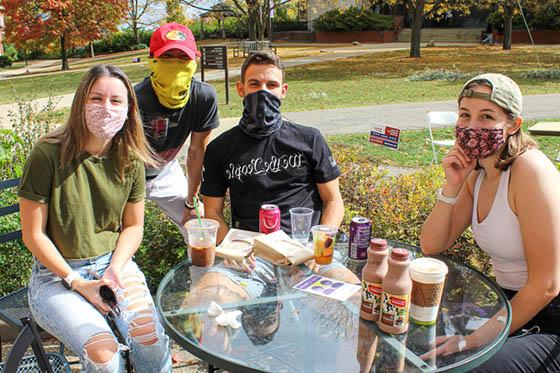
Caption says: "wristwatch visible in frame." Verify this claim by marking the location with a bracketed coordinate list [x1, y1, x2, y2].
[61, 271, 81, 290]
[184, 197, 195, 210]
[436, 188, 459, 205]
[457, 337, 467, 352]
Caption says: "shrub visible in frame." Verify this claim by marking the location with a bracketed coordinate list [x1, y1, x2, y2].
[135, 202, 186, 292]
[93, 29, 153, 54]
[407, 69, 473, 82]
[0, 56, 12, 68]
[313, 7, 393, 32]
[0, 95, 59, 296]
[3, 44, 19, 62]
[131, 44, 148, 51]
[522, 68, 560, 80]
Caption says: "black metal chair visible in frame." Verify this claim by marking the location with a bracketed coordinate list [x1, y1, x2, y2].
[0, 317, 70, 373]
[0, 178, 70, 370]
[0, 178, 30, 358]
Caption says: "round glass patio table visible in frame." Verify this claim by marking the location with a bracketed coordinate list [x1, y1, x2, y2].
[156, 240, 511, 372]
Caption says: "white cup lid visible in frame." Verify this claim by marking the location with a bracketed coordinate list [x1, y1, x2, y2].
[409, 257, 448, 283]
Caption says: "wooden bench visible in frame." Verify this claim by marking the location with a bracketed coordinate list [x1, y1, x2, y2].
[232, 40, 278, 58]
[528, 121, 560, 161]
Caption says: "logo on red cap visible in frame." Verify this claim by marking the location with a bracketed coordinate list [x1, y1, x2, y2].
[165, 30, 187, 41]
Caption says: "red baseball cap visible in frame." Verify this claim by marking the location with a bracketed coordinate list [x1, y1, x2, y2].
[149, 23, 200, 59]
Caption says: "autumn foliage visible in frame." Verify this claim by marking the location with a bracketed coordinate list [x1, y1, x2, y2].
[3, 0, 128, 69]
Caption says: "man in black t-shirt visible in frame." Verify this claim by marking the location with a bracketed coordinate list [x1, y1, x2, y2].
[135, 23, 220, 241]
[201, 52, 344, 243]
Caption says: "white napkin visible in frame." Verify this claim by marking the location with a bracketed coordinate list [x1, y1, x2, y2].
[207, 301, 242, 329]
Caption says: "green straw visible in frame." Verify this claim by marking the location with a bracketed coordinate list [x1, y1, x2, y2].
[193, 196, 205, 239]
[193, 196, 203, 226]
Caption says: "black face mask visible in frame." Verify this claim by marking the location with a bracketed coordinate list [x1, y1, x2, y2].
[238, 90, 283, 139]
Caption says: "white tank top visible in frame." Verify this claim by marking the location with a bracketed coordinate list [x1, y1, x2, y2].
[471, 168, 527, 290]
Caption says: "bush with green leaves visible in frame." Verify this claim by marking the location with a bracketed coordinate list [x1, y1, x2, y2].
[93, 29, 153, 54]
[0, 56, 12, 68]
[0, 96, 60, 296]
[313, 7, 393, 32]
[131, 43, 148, 51]
[3, 44, 19, 62]
[522, 69, 560, 80]
[407, 69, 474, 82]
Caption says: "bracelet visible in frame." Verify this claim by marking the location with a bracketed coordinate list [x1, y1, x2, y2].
[436, 188, 459, 205]
[184, 197, 195, 209]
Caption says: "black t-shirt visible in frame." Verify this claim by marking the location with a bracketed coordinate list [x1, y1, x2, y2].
[201, 120, 341, 233]
[134, 77, 220, 177]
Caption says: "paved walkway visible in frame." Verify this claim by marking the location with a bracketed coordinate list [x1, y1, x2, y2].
[0, 42, 478, 128]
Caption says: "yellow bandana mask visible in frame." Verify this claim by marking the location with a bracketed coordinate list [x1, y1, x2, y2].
[149, 58, 197, 109]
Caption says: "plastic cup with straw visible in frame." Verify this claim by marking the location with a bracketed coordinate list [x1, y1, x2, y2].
[185, 197, 219, 266]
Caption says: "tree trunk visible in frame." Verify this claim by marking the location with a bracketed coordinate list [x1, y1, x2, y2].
[201, 20, 205, 40]
[89, 42, 95, 58]
[409, 0, 424, 58]
[503, 2, 513, 50]
[133, 20, 140, 45]
[60, 35, 69, 70]
[248, 11, 257, 40]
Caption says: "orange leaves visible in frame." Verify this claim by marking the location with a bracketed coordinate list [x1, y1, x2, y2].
[3, 0, 127, 51]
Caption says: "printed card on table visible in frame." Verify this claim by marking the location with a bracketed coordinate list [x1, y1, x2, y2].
[293, 274, 361, 301]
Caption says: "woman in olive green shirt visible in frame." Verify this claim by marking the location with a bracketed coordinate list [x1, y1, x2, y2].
[18, 65, 171, 372]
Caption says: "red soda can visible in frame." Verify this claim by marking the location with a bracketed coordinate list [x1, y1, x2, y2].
[259, 204, 281, 234]
[349, 216, 372, 260]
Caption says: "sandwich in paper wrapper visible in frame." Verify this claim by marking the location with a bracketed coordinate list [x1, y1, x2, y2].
[253, 230, 314, 266]
[216, 229, 314, 266]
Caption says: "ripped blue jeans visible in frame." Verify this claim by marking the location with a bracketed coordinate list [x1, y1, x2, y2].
[28, 252, 172, 373]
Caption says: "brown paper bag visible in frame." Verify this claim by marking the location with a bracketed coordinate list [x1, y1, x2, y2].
[253, 230, 314, 266]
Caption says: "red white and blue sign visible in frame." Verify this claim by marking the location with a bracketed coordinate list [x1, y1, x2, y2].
[369, 125, 401, 150]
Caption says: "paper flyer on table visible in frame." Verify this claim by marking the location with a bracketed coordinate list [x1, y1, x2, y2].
[293, 274, 361, 301]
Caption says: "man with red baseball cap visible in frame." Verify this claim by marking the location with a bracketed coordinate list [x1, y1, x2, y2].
[135, 22, 220, 242]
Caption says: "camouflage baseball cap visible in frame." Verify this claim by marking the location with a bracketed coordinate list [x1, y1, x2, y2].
[458, 73, 523, 117]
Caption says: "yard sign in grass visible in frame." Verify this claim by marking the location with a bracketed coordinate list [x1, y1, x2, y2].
[370, 125, 401, 150]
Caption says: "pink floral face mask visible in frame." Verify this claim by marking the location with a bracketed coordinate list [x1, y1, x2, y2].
[85, 104, 128, 140]
[455, 126, 505, 159]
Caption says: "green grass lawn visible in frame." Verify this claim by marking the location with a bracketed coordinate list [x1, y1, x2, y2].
[213, 46, 560, 118]
[1, 45, 559, 111]
[327, 120, 560, 168]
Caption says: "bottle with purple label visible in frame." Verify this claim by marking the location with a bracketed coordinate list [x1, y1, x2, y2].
[348, 216, 372, 260]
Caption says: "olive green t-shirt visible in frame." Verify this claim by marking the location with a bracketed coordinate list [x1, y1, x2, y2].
[18, 142, 146, 259]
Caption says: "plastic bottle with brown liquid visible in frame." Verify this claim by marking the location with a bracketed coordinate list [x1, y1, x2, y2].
[378, 248, 412, 334]
[360, 238, 389, 321]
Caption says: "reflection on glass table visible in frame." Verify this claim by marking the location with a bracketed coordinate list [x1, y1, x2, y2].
[156, 240, 511, 372]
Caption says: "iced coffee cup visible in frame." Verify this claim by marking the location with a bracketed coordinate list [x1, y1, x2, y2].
[185, 219, 219, 267]
[409, 258, 448, 325]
